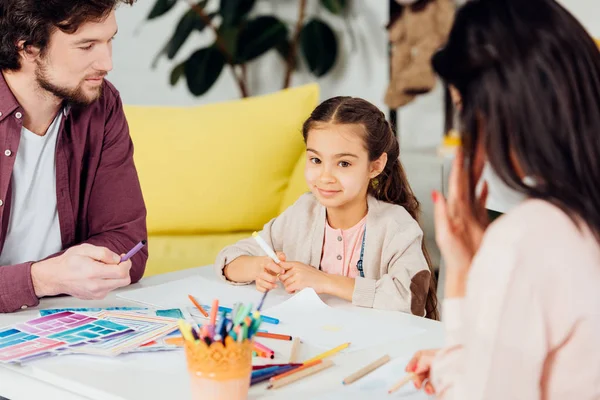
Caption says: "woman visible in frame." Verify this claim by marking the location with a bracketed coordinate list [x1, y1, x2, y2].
[407, 0, 600, 398]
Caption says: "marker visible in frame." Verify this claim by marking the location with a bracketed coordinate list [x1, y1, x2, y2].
[201, 304, 280, 325]
[120, 240, 147, 262]
[208, 299, 219, 338]
[252, 232, 281, 264]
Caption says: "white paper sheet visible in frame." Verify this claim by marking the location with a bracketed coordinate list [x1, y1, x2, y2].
[119, 279, 424, 353]
[117, 275, 291, 311]
[260, 289, 425, 351]
[315, 356, 434, 400]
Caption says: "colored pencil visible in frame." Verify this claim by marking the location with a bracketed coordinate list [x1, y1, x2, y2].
[289, 337, 300, 363]
[250, 365, 297, 386]
[269, 359, 321, 382]
[388, 373, 416, 394]
[304, 342, 350, 363]
[342, 354, 391, 385]
[267, 359, 334, 389]
[252, 363, 301, 371]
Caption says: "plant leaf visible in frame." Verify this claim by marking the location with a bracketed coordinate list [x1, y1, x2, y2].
[300, 19, 338, 77]
[276, 39, 297, 70]
[219, 0, 256, 27]
[147, 0, 178, 20]
[320, 0, 347, 15]
[217, 24, 240, 61]
[167, 2, 211, 60]
[170, 62, 186, 86]
[184, 46, 226, 96]
[236, 16, 288, 63]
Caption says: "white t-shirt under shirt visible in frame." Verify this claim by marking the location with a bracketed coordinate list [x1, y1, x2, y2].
[0, 112, 63, 265]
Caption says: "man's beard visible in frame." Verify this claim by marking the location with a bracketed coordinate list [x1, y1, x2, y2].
[35, 61, 104, 107]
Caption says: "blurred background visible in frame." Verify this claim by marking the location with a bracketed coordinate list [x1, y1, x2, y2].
[114, 0, 599, 281]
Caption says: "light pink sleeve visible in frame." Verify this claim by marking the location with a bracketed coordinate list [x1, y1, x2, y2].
[430, 232, 548, 400]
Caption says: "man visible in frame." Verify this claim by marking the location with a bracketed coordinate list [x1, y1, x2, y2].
[0, 0, 147, 313]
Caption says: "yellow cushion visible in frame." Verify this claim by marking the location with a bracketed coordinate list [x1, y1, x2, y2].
[279, 153, 309, 213]
[145, 233, 252, 276]
[126, 84, 319, 235]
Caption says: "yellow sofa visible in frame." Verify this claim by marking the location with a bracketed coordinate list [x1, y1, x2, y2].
[125, 84, 318, 276]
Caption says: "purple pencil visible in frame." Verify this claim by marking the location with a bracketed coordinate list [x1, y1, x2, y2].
[120, 240, 147, 262]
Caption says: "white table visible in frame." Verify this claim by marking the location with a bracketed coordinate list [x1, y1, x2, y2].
[0, 266, 444, 400]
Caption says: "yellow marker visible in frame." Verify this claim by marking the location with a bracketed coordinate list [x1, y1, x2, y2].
[178, 320, 194, 342]
[303, 342, 350, 364]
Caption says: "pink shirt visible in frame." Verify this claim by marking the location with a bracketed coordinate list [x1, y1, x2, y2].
[431, 200, 600, 399]
[320, 216, 367, 278]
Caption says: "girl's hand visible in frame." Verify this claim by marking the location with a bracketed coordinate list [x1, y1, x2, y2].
[406, 349, 439, 395]
[434, 148, 489, 296]
[279, 262, 329, 294]
[254, 252, 285, 293]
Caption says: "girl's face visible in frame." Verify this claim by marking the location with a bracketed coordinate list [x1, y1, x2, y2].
[304, 122, 386, 210]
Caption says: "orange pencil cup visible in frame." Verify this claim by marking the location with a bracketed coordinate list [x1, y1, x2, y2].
[184, 336, 253, 400]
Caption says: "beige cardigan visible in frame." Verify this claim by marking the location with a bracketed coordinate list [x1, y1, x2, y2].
[214, 193, 431, 315]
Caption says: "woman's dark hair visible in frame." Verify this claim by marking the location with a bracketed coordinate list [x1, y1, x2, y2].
[0, 0, 135, 70]
[302, 97, 439, 320]
[433, 0, 600, 243]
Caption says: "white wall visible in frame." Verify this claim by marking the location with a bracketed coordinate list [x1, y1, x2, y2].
[111, 1, 390, 112]
[397, 0, 600, 150]
[111, 1, 600, 150]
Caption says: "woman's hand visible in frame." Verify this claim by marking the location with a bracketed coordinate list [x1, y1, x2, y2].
[434, 148, 489, 297]
[406, 349, 440, 395]
[279, 262, 330, 294]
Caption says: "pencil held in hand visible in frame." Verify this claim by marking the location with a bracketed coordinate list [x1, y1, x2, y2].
[388, 373, 416, 394]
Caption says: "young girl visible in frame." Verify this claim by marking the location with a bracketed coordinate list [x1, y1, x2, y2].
[214, 97, 438, 319]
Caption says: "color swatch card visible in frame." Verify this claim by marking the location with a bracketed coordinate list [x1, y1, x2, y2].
[39, 307, 147, 316]
[65, 311, 179, 357]
[0, 327, 65, 363]
[1, 312, 132, 363]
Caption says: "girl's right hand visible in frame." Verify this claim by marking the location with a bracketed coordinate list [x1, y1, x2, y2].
[406, 349, 439, 395]
[255, 252, 286, 292]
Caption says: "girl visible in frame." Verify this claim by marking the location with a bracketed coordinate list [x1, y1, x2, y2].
[214, 97, 438, 319]
[407, 0, 600, 398]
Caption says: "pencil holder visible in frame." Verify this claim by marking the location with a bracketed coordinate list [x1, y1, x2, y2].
[184, 336, 253, 400]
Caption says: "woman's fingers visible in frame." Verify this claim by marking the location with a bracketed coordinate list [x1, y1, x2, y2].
[424, 380, 436, 395]
[432, 191, 452, 252]
[405, 351, 420, 372]
[413, 371, 429, 389]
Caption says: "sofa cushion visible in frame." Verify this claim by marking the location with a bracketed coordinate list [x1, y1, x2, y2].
[145, 232, 252, 276]
[125, 84, 319, 235]
[279, 153, 309, 213]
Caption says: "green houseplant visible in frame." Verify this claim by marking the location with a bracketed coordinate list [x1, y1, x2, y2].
[147, 0, 349, 97]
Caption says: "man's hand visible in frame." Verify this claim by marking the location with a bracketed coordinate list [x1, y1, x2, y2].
[31, 244, 132, 300]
